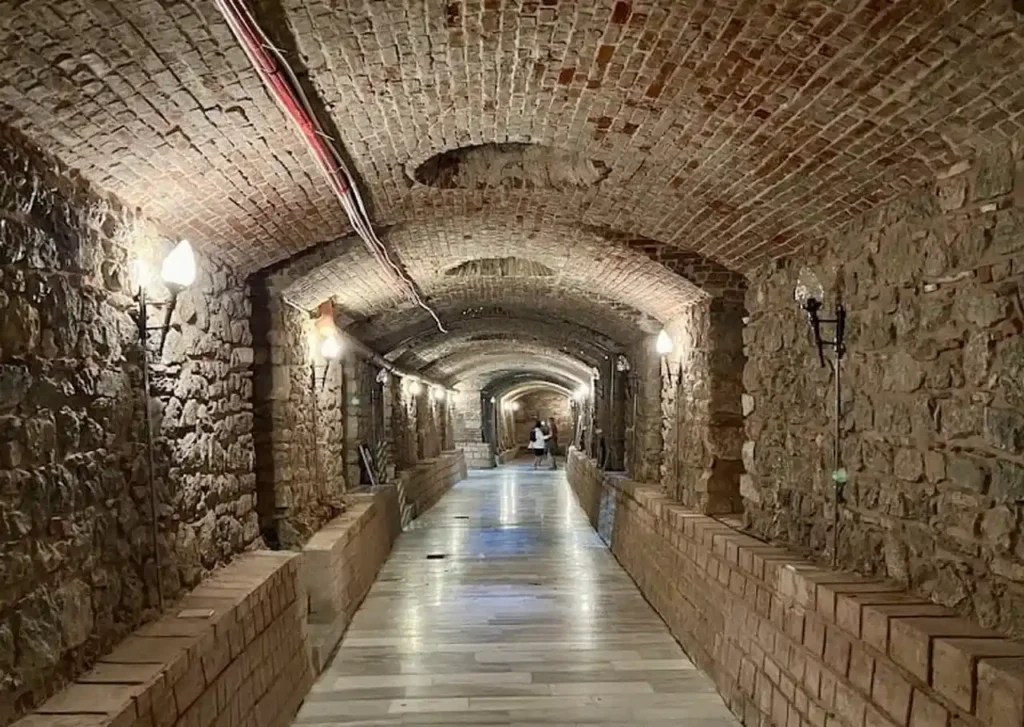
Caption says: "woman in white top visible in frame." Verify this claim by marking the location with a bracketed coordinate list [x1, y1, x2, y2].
[529, 421, 549, 469]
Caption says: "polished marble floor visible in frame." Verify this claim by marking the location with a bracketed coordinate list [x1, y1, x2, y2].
[293, 464, 739, 726]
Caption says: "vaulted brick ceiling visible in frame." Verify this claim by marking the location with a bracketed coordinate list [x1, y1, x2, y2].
[4, 0, 1022, 385]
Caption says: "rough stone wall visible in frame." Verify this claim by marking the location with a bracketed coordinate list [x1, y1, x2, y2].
[625, 339, 663, 483]
[418, 394, 443, 460]
[496, 407, 515, 451]
[661, 300, 746, 514]
[251, 288, 343, 549]
[743, 142, 1024, 635]
[391, 377, 419, 470]
[451, 388, 483, 446]
[0, 125, 258, 724]
[513, 391, 571, 447]
[343, 357, 375, 488]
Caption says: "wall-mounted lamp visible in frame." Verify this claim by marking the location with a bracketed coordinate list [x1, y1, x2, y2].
[655, 329, 674, 355]
[376, 368, 390, 384]
[574, 383, 591, 400]
[320, 331, 342, 360]
[794, 269, 848, 567]
[431, 386, 446, 402]
[795, 271, 846, 366]
[132, 239, 198, 614]
[489, 396, 496, 403]
[409, 380, 423, 396]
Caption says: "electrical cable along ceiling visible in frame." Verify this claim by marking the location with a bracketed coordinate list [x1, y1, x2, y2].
[212, 0, 445, 332]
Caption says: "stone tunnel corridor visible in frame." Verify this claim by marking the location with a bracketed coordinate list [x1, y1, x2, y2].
[293, 465, 737, 726]
[3, 1, 1024, 726]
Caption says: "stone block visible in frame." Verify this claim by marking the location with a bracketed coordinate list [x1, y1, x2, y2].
[909, 689, 948, 727]
[931, 637, 1024, 713]
[871, 660, 912, 725]
[977, 656, 1024, 726]
[857, 602, 953, 654]
[888, 617, 996, 684]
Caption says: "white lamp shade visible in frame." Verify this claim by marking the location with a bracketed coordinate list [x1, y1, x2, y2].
[320, 333, 342, 360]
[409, 381, 422, 395]
[431, 386, 446, 401]
[656, 329, 674, 355]
[161, 240, 197, 288]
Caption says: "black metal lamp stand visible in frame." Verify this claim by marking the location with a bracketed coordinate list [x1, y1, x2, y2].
[802, 296, 848, 568]
[133, 282, 184, 612]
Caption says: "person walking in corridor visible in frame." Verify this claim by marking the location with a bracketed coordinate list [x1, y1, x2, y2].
[546, 418, 559, 470]
[529, 420, 549, 469]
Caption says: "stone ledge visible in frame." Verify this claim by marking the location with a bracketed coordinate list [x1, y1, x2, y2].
[300, 486, 401, 672]
[496, 446, 520, 464]
[460, 441, 495, 469]
[14, 552, 311, 727]
[566, 449, 1024, 727]
[399, 450, 466, 515]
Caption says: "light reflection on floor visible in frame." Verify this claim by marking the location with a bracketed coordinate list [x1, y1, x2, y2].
[294, 462, 739, 726]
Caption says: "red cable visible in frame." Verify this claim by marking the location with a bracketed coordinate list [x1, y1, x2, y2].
[227, 1, 349, 196]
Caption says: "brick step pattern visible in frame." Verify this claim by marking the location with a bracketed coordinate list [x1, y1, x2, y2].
[14, 552, 311, 727]
[567, 450, 1024, 727]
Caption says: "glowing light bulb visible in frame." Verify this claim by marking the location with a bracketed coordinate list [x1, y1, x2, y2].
[409, 381, 422, 396]
[511, 401, 520, 412]
[161, 240, 197, 289]
[575, 384, 590, 400]
[320, 333, 342, 360]
[656, 329, 674, 355]
[431, 386, 446, 401]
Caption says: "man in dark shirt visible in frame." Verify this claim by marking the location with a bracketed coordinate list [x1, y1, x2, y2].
[546, 418, 559, 470]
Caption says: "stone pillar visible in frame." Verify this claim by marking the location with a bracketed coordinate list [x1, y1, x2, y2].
[251, 284, 345, 548]
[343, 357, 369, 488]
[453, 387, 494, 468]
[626, 341, 662, 483]
[661, 298, 745, 514]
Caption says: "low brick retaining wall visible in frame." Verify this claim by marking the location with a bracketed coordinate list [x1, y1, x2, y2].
[300, 486, 401, 671]
[15, 552, 309, 727]
[399, 449, 466, 515]
[496, 446, 520, 464]
[299, 450, 466, 671]
[460, 442, 494, 469]
[567, 449, 1024, 727]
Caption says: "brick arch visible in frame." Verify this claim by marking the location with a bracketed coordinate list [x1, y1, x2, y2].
[424, 341, 595, 384]
[274, 211, 718, 327]
[449, 352, 594, 393]
[386, 318, 617, 373]
[479, 371, 581, 400]
[352, 284, 656, 350]
[501, 381, 573, 402]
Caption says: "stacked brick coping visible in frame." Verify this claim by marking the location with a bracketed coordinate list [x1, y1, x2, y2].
[12, 552, 310, 727]
[15, 451, 467, 727]
[567, 450, 1024, 727]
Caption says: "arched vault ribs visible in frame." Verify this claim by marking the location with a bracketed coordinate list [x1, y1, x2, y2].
[260, 208, 750, 508]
